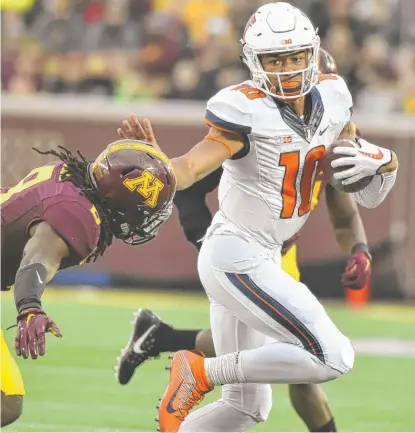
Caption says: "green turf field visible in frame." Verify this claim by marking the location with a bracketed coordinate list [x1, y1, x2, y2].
[2, 288, 415, 432]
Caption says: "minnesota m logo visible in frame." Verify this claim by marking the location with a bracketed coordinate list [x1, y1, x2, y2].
[123, 169, 164, 208]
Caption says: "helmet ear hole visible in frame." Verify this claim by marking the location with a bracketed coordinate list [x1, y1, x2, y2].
[121, 167, 136, 176]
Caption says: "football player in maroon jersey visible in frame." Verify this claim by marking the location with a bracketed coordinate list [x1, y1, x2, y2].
[1, 140, 175, 426]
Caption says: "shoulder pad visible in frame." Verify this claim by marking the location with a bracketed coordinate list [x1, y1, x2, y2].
[317, 74, 353, 112]
[205, 82, 264, 134]
[44, 196, 101, 260]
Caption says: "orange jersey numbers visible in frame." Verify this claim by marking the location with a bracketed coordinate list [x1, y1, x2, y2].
[279, 146, 325, 218]
[1, 165, 55, 205]
[279, 151, 299, 218]
[233, 84, 266, 100]
[123, 169, 164, 208]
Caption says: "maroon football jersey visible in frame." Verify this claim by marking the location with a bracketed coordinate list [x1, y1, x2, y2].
[1, 161, 101, 289]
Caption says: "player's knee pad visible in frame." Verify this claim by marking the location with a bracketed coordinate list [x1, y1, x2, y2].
[222, 383, 272, 422]
[325, 336, 355, 376]
[339, 336, 355, 372]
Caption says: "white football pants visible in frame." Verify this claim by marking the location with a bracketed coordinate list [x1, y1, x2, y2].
[180, 233, 354, 432]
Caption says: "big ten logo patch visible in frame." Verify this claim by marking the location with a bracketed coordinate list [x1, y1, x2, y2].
[276, 135, 293, 144]
[123, 169, 164, 208]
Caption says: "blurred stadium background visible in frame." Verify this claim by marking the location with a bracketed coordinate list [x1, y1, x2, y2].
[1, 0, 415, 431]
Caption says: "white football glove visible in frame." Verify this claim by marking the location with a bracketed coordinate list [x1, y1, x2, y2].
[330, 138, 392, 186]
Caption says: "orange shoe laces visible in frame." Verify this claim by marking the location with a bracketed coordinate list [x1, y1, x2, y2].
[176, 387, 207, 421]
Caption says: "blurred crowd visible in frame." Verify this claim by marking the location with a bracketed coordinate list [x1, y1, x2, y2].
[2, 0, 415, 114]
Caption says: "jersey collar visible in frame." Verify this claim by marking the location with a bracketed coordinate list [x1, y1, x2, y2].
[273, 87, 324, 142]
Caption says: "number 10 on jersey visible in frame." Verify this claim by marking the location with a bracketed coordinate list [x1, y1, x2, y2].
[279, 145, 325, 218]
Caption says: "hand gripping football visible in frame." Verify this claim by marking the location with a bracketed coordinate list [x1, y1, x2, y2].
[321, 139, 373, 193]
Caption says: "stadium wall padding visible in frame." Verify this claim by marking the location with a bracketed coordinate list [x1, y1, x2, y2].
[3, 97, 414, 298]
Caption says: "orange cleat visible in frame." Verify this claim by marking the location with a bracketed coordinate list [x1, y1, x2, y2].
[157, 350, 214, 432]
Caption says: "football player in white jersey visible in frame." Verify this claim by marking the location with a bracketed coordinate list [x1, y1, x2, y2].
[118, 3, 398, 432]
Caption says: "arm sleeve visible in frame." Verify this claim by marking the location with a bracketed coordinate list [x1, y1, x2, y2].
[43, 200, 100, 260]
[174, 167, 223, 250]
[352, 171, 397, 209]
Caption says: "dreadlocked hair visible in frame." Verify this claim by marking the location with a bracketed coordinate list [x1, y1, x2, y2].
[33, 146, 113, 262]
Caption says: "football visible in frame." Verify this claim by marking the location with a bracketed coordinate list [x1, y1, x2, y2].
[321, 139, 373, 193]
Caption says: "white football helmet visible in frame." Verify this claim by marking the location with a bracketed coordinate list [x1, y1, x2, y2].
[241, 2, 320, 99]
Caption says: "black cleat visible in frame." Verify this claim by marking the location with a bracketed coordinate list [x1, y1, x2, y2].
[115, 308, 162, 385]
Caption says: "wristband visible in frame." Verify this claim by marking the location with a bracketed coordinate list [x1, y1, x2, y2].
[351, 243, 372, 261]
[14, 263, 47, 313]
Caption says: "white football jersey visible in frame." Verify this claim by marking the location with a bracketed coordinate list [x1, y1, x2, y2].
[205, 76, 353, 248]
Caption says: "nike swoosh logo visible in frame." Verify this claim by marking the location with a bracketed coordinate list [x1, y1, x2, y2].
[358, 148, 384, 160]
[319, 125, 329, 136]
[36, 271, 43, 284]
[166, 379, 184, 414]
[132, 324, 157, 354]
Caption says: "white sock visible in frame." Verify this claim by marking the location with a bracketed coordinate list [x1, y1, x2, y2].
[204, 352, 246, 386]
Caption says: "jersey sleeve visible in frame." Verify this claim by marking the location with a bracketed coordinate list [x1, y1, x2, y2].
[205, 85, 253, 135]
[43, 198, 101, 261]
[336, 75, 353, 115]
[319, 75, 353, 121]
